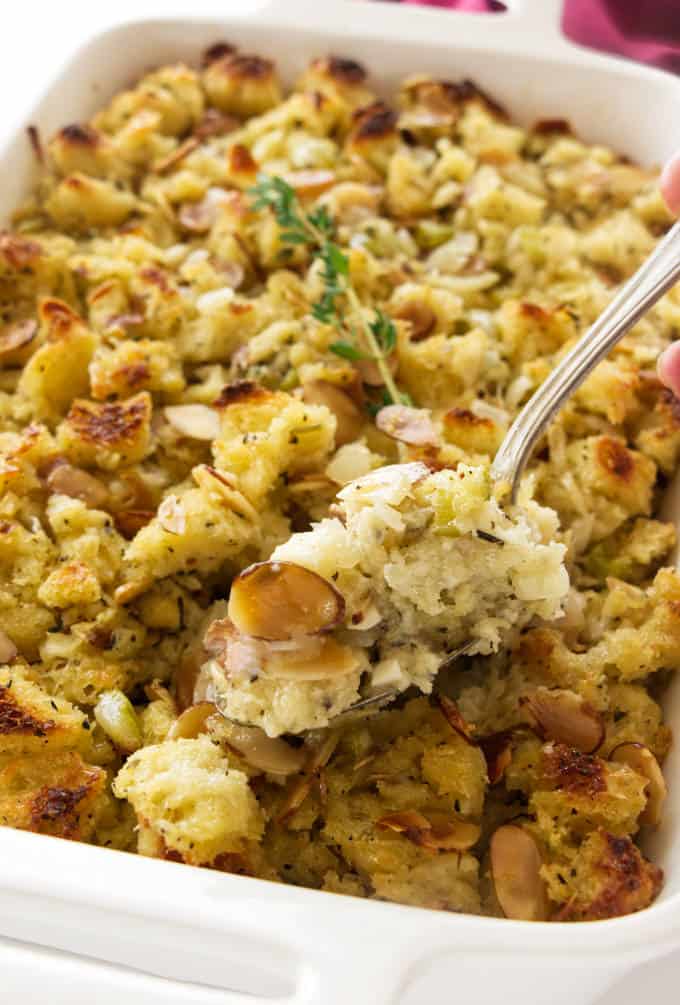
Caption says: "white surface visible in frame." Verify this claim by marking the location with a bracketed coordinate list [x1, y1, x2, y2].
[0, 1, 679, 1002]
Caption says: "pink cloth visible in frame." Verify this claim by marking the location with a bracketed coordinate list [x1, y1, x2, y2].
[400, 0, 680, 73]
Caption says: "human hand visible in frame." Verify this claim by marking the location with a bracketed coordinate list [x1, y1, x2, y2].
[656, 154, 680, 396]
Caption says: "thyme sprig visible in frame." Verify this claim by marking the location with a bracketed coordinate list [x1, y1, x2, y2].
[249, 174, 403, 405]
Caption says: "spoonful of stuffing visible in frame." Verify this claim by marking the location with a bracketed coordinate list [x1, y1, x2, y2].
[199, 218, 680, 736]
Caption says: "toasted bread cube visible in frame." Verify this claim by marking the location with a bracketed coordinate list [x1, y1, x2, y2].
[44, 174, 137, 230]
[213, 384, 336, 504]
[18, 299, 97, 423]
[0, 750, 106, 841]
[0, 665, 88, 756]
[203, 54, 281, 118]
[57, 392, 152, 470]
[113, 736, 264, 865]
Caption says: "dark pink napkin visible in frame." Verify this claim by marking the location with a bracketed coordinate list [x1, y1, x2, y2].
[400, 0, 680, 73]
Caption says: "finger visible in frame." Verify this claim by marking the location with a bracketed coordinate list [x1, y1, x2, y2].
[657, 342, 680, 396]
[660, 151, 680, 216]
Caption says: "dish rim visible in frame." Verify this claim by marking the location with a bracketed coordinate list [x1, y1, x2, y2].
[1, 1, 680, 999]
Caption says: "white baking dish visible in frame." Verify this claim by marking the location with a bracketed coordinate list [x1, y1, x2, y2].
[1, 1, 680, 1002]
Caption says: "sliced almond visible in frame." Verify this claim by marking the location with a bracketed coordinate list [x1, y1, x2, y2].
[282, 169, 336, 197]
[302, 380, 364, 447]
[479, 730, 514, 785]
[114, 509, 155, 539]
[114, 578, 150, 605]
[178, 187, 230, 232]
[167, 701, 217, 740]
[520, 689, 604, 754]
[213, 260, 245, 289]
[46, 462, 109, 509]
[393, 301, 436, 342]
[437, 694, 476, 745]
[0, 630, 17, 664]
[164, 404, 221, 441]
[377, 811, 479, 852]
[277, 731, 339, 824]
[287, 473, 339, 496]
[490, 825, 549, 921]
[157, 495, 186, 535]
[203, 617, 235, 661]
[376, 404, 439, 446]
[192, 465, 259, 523]
[419, 818, 480, 852]
[223, 722, 306, 775]
[377, 809, 431, 837]
[0, 318, 37, 357]
[228, 560, 345, 641]
[263, 635, 359, 681]
[610, 742, 667, 828]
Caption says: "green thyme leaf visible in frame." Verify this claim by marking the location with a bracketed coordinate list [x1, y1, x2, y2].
[369, 309, 397, 355]
[329, 341, 365, 361]
[250, 173, 407, 409]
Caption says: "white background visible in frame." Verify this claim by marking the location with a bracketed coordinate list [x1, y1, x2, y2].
[0, 0, 677, 1000]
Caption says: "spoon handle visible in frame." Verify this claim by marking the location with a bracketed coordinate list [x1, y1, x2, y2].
[491, 219, 680, 499]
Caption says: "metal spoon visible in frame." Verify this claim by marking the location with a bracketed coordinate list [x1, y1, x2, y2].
[491, 218, 680, 500]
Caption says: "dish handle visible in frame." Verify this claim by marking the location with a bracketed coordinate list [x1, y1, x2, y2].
[258, 0, 572, 51]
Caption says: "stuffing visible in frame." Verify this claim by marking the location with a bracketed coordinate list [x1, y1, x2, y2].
[113, 736, 264, 865]
[0, 45, 675, 925]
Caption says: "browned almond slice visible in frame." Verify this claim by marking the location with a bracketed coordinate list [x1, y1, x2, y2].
[610, 742, 667, 828]
[376, 810, 479, 851]
[418, 816, 481, 852]
[0, 318, 37, 356]
[437, 694, 476, 745]
[377, 810, 431, 838]
[520, 689, 604, 753]
[277, 776, 313, 825]
[490, 825, 549, 921]
[167, 701, 217, 740]
[114, 578, 150, 605]
[479, 730, 514, 785]
[228, 560, 345, 641]
[0, 630, 17, 664]
[302, 380, 364, 447]
[264, 636, 360, 681]
[114, 509, 155, 539]
[46, 462, 109, 509]
[376, 404, 438, 446]
[164, 404, 221, 441]
[393, 301, 436, 342]
[276, 731, 339, 824]
[224, 723, 306, 775]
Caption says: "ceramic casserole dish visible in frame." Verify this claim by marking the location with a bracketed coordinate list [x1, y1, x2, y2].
[1, 0, 680, 1002]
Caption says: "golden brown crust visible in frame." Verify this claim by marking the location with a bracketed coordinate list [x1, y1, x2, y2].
[213, 381, 271, 408]
[57, 123, 101, 149]
[201, 42, 237, 67]
[350, 101, 398, 143]
[0, 683, 55, 738]
[556, 831, 663, 921]
[596, 436, 635, 482]
[63, 393, 151, 450]
[543, 743, 607, 797]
